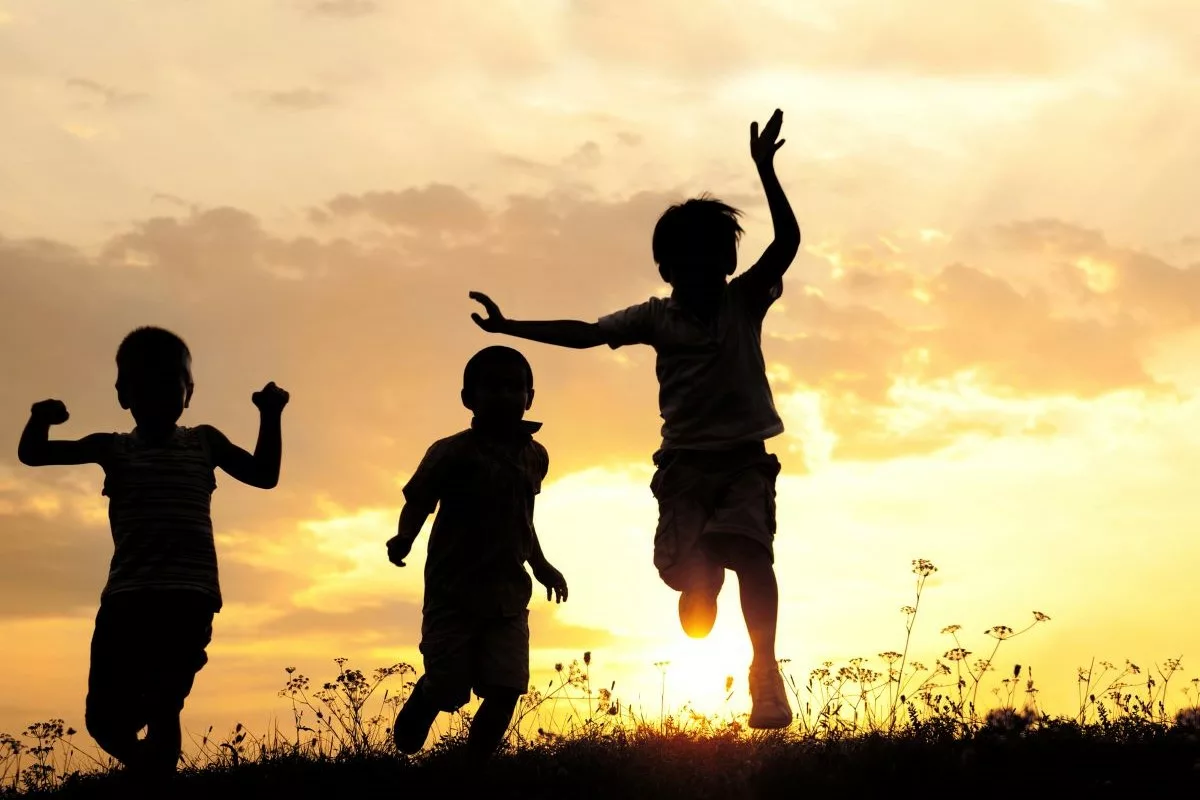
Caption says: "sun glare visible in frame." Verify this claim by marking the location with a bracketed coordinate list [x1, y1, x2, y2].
[646, 617, 756, 719]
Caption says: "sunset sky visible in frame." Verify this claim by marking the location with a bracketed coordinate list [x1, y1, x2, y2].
[3, 0, 1200, 748]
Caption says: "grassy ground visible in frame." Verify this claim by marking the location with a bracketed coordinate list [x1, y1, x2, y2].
[7, 561, 1200, 797]
[16, 722, 1200, 799]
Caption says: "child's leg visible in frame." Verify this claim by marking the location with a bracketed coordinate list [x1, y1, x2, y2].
[704, 450, 791, 729]
[140, 711, 182, 777]
[392, 675, 442, 754]
[85, 599, 148, 767]
[467, 611, 529, 762]
[395, 606, 473, 754]
[141, 592, 214, 775]
[467, 689, 521, 764]
[650, 451, 723, 638]
[706, 535, 778, 667]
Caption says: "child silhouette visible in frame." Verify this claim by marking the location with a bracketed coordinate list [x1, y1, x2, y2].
[386, 345, 568, 763]
[17, 326, 288, 778]
[468, 109, 800, 729]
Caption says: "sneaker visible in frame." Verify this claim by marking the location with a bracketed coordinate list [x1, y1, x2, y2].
[748, 664, 792, 730]
[677, 564, 724, 639]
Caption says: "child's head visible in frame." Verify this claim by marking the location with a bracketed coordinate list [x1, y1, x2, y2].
[461, 346, 534, 424]
[652, 195, 744, 286]
[115, 326, 194, 428]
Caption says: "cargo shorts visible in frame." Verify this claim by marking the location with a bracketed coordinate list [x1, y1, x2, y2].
[419, 605, 530, 711]
[649, 442, 782, 592]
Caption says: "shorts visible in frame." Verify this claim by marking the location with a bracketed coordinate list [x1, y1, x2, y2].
[86, 590, 215, 736]
[419, 605, 530, 711]
[649, 442, 781, 592]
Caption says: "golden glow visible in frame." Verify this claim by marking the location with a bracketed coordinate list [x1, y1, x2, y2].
[1074, 256, 1118, 293]
[919, 228, 950, 244]
[2, 0, 1200, 752]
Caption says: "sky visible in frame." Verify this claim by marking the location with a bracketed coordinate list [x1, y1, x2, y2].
[3, 0, 1200, 750]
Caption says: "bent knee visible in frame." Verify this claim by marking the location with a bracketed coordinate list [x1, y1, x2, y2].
[422, 679, 470, 713]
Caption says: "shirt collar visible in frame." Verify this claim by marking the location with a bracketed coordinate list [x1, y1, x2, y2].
[470, 418, 542, 437]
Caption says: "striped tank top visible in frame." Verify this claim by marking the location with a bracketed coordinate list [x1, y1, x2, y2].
[101, 426, 221, 610]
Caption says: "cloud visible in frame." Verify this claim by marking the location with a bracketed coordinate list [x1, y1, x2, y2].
[765, 221, 1199, 461]
[65, 78, 147, 109]
[7, 178, 1200, 729]
[307, 0, 379, 18]
[6, 188, 1200, 509]
[255, 88, 336, 111]
[563, 0, 1102, 79]
[564, 141, 603, 171]
[314, 185, 488, 232]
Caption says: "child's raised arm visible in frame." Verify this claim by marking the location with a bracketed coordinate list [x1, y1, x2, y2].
[199, 382, 289, 490]
[17, 400, 112, 467]
[740, 109, 802, 298]
[469, 292, 606, 349]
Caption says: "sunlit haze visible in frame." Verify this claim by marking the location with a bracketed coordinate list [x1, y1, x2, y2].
[3, 0, 1200, 748]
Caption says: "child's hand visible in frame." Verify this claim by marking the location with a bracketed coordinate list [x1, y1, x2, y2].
[534, 562, 568, 604]
[251, 382, 290, 415]
[30, 400, 69, 426]
[386, 535, 412, 567]
[750, 108, 786, 168]
[469, 292, 507, 333]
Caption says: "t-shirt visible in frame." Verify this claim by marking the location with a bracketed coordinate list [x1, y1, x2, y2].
[101, 426, 221, 610]
[596, 271, 785, 451]
[403, 421, 548, 617]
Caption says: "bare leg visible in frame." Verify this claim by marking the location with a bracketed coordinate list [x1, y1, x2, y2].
[709, 535, 778, 668]
[677, 551, 725, 639]
[467, 690, 520, 764]
[86, 714, 142, 769]
[709, 534, 791, 729]
[393, 676, 441, 754]
[140, 710, 182, 777]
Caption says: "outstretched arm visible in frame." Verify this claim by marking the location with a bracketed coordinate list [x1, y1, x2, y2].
[201, 382, 289, 490]
[741, 109, 801, 296]
[17, 400, 111, 467]
[469, 292, 606, 349]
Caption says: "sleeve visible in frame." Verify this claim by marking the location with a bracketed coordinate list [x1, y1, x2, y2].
[730, 270, 783, 320]
[596, 300, 658, 349]
[531, 443, 550, 495]
[401, 438, 457, 511]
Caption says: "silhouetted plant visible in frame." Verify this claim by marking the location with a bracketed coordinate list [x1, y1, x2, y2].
[7, 560, 1200, 796]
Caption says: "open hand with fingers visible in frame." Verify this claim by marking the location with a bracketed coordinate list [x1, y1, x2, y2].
[533, 561, 568, 604]
[469, 291, 507, 333]
[750, 108, 786, 169]
[252, 382, 290, 415]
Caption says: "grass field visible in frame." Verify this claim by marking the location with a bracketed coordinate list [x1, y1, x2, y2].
[6, 560, 1200, 797]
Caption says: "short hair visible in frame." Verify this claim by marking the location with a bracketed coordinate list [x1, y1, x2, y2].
[116, 326, 192, 384]
[462, 346, 534, 397]
[651, 195, 744, 282]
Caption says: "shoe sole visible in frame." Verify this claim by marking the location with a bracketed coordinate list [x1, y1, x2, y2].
[747, 713, 793, 730]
